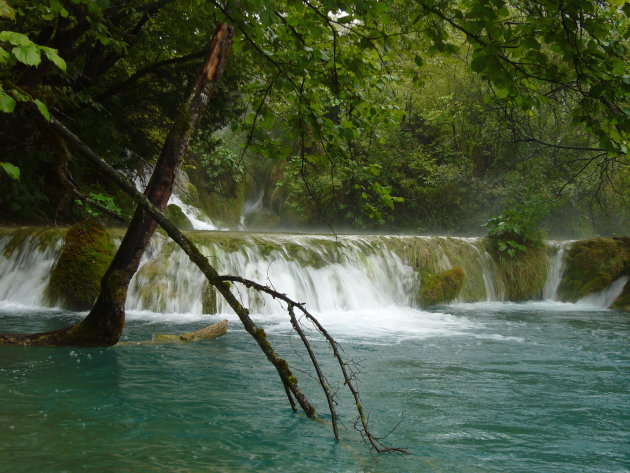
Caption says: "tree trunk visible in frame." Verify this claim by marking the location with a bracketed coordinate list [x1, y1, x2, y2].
[0, 23, 233, 347]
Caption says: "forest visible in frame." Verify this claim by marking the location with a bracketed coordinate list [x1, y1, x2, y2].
[0, 0, 629, 471]
[0, 0, 628, 237]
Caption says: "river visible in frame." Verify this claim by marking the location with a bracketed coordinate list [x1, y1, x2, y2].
[0, 229, 628, 472]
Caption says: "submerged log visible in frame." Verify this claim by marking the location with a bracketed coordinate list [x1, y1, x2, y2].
[154, 319, 228, 342]
[119, 320, 229, 346]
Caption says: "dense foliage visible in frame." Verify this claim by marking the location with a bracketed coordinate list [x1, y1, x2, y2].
[0, 0, 628, 236]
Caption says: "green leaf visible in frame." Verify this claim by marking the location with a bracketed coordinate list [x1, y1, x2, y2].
[12, 44, 41, 66]
[495, 88, 509, 99]
[413, 55, 423, 67]
[0, 91, 16, 113]
[41, 47, 66, 71]
[0, 162, 19, 180]
[33, 99, 50, 121]
[0, 31, 31, 46]
[0, 47, 10, 63]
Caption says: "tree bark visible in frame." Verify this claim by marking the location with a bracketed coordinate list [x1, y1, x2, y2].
[0, 23, 233, 347]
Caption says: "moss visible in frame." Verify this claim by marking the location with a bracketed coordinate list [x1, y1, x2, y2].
[288, 375, 298, 385]
[153, 334, 181, 342]
[277, 358, 289, 371]
[611, 280, 630, 311]
[181, 182, 200, 204]
[256, 327, 268, 340]
[197, 182, 247, 227]
[2, 227, 64, 258]
[164, 204, 193, 231]
[490, 244, 548, 301]
[420, 267, 466, 306]
[283, 242, 328, 268]
[558, 237, 630, 302]
[45, 220, 115, 310]
[201, 282, 218, 314]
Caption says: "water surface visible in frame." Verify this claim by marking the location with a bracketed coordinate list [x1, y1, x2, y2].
[1, 302, 628, 472]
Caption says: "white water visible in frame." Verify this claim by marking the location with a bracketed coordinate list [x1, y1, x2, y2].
[0, 230, 626, 327]
[0, 231, 63, 307]
[577, 275, 628, 308]
[127, 233, 419, 316]
[543, 241, 570, 300]
[239, 188, 265, 229]
[168, 194, 219, 231]
[135, 169, 220, 231]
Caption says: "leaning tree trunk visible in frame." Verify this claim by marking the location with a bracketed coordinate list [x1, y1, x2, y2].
[0, 23, 233, 346]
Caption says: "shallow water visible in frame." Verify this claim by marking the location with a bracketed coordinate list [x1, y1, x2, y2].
[1, 302, 628, 473]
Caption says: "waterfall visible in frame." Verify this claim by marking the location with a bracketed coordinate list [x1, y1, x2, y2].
[239, 188, 265, 229]
[543, 241, 570, 300]
[577, 276, 628, 308]
[0, 229, 64, 308]
[127, 233, 419, 315]
[168, 193, 219, 231]
[0, 227, 625, 314]
[135, 169, 221, 231]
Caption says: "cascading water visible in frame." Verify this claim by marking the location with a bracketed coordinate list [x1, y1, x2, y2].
[168, 193, 219, 230]
[128, 233, 420, 317]
[577, 275, 629, 307]
[0, 228, 625, 317]
[0, 229, 64, 308]
[135, 169, 221, 231]
[543, 241, 570, 300]
[239, 188, 264, 229]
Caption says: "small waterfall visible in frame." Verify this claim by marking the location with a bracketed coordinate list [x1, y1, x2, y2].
[171, 171, 221, 230]
[136, 169, 220, 231]
[239, 188, 264, 229]
[543, 242, 569, 300]
[469, 243, 504, 301]
[0, 229, 508, 313]
[168, 193, 219, 231]
[577, 276, 628, 308]
[0, 229, 64, 307]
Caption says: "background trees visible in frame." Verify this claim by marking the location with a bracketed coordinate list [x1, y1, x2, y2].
[0, 0, 628, 236]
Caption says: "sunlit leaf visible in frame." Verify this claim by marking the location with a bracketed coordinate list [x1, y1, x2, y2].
[0, 91, 16, 113]
[33, 99, 50, 121]
[12, 44, 41, 66]
[0, 162, 19, 180]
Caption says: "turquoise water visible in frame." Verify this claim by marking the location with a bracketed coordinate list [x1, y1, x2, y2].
[0, 303, 628, 472]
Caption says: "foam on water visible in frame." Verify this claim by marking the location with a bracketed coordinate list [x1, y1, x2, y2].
[448, 299, 616, 313]
[0, 228, 626, 328]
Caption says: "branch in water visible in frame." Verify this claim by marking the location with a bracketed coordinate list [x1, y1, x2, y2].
[49, 114, 406, 452]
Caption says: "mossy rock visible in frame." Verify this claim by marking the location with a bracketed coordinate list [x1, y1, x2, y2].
[558, 237, 630, 302]
[420, 267, 466, 306]
[201, 282, 218, 314]
[491, 245, 548, 301]
[610, 279, 630, 312]
[164, 204, 193, 231]
[2, 227, 64, 258]
[283, 242, 328, 268]
[46, 220, 115, 310]
[198, 183, 246, 227]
